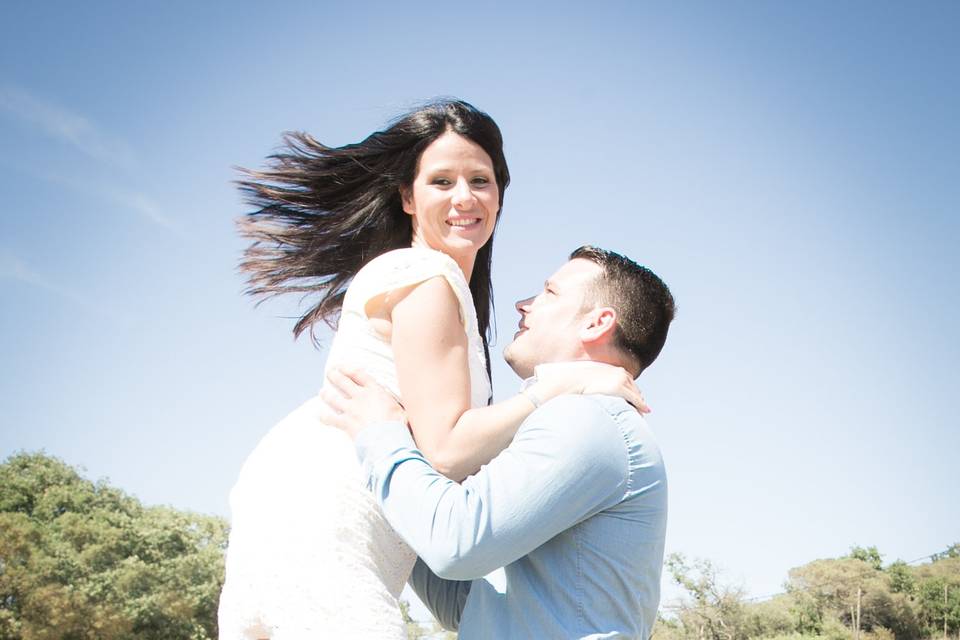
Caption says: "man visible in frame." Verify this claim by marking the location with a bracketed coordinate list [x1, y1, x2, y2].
[325, 246, 675, 638]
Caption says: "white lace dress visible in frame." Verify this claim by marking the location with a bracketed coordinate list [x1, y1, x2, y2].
[218, 247, 490, 639]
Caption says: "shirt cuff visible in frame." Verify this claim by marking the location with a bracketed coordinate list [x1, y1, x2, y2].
[354, 420, 419, 486]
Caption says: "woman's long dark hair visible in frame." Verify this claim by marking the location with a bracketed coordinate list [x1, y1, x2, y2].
[237, 99, 510, 379]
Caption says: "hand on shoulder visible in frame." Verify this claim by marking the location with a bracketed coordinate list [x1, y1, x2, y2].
[530, 361, 650, 414]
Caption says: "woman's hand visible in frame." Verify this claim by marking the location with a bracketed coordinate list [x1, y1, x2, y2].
[322, 366, 407, 440]
[530, 361, 650, 414]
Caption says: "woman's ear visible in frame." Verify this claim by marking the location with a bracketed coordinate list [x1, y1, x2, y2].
[400, 186, 415, 216]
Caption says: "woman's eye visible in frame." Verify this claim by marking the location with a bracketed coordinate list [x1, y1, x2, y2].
[431, 178, 451, 186]
[471, 177, 490, 185]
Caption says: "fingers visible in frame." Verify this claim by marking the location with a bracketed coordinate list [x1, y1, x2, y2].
[319, 388, 354, 433]
[622, 372, 651, 414]
[326, 367, 361, 399]
[320, 384, 368, 437]
[332, 365, 403, 407]
[320, 386, 345, 413]
[639, 392, 651, 414]
[339, 366, 379, 388]
[611, 367, 650, 414]
[318, 400, 345, 428]
[629, 389, 651, 414]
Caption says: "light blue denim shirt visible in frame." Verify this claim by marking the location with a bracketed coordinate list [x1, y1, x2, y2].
[355, 393, 668, 639]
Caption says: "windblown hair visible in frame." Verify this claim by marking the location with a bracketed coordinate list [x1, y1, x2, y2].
[570, 246, 676, 375]
[237, 99, 510, 372]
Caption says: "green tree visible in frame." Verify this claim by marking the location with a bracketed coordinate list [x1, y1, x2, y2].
[785, 556, 878, 633]
[659, 547, 960, 640]
[885, 560, 915, 595]
[0, 452, 228, 640]
[913, 553, 960, 638]
[665, 553, 747, 640]
[739, 595, 794, 639]
[399, 600, 457, 640]
[916, 576, 960, 638]
[848, 546, 883, 571]
[931, 543, 960, 562]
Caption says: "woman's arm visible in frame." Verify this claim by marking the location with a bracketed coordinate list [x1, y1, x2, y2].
[387, 276, 516, 480]
[374, 276, 641, 482]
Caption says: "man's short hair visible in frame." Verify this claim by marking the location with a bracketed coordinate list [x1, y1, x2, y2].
[570, 246, 675, 375]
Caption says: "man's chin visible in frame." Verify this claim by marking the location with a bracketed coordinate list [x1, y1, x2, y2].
[503, 343, 535, 380]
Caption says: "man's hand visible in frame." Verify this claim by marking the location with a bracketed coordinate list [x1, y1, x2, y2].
[322, 366, 407, 440]
[533, 362, 651, 414]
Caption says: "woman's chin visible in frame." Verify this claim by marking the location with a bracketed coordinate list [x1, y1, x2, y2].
[430, 237, 486, 260]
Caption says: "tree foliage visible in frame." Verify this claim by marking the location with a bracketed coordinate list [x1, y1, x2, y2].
[0, 452, 228, 640]
[848, 546, 884, 572]
[664, 553, 748, 640]
[400, 600, 457, 639]
[658, 545, 960, 640]
[5, 452, 955, 640]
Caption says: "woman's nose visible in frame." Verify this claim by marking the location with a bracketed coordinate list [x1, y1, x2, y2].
[451, 178, 476, 208]
[515, 296, 533, 312]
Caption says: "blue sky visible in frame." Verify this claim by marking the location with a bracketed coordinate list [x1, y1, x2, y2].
[2, 0, 957, 614]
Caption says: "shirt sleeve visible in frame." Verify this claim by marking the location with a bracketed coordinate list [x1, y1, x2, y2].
[355, 395, 630, 580]
[408, 557, 471, 631]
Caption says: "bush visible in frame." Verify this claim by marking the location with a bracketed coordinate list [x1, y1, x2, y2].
[0, 452, 228, 640]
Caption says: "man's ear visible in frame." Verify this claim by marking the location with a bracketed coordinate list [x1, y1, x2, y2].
[580, 307, 617, 345]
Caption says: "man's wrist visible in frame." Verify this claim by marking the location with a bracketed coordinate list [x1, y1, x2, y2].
[354, 420, 420, 492]
[520, 386, 542, 409]
[355, 420, 416, 459]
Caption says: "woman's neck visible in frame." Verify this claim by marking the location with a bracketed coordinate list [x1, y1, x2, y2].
[410, 235, 474, 282]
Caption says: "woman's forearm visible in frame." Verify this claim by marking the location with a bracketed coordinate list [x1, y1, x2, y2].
[419, 390, 541, 482]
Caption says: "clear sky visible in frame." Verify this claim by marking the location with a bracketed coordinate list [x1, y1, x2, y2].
[2, 0, 957, 616]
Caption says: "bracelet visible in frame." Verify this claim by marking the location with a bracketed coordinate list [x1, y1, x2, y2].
[520, 386, 542, 409]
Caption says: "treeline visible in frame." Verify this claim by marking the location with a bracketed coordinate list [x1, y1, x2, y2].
[658, 545, 960, 640]
[0, 452, 227, 639]
[3, 452, 956, 640]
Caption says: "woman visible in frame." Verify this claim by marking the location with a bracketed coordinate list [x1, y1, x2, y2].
[218, 99, 644, 638]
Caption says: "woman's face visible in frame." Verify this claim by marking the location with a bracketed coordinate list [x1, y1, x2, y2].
[402, 131, 500, 278]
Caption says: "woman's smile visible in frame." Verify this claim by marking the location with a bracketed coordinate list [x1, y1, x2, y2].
[402, 131, 500, 279]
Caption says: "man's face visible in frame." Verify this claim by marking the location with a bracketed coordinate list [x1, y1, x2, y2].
[503, 258, 603, 378]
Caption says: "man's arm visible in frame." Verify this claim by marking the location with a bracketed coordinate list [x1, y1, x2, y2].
[408, 558, 471, 631]
[355, 394, 629, 580]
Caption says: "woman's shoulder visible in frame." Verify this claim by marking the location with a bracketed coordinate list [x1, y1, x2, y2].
[345, 246, 471, 313]
[354, 247, 466, 287]
[363, 246, 460, 272]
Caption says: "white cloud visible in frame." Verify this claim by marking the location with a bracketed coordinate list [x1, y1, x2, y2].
[0, 86, 181, 234]
[98, 186, 182, 233]
[44, 170, 182, 234]
[0, 159, 183, 236]
[0, 85, 136, 168]
[1, 250, 87, 306]
[0, 250, 133, 322]
[0, 251, 40, 284]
